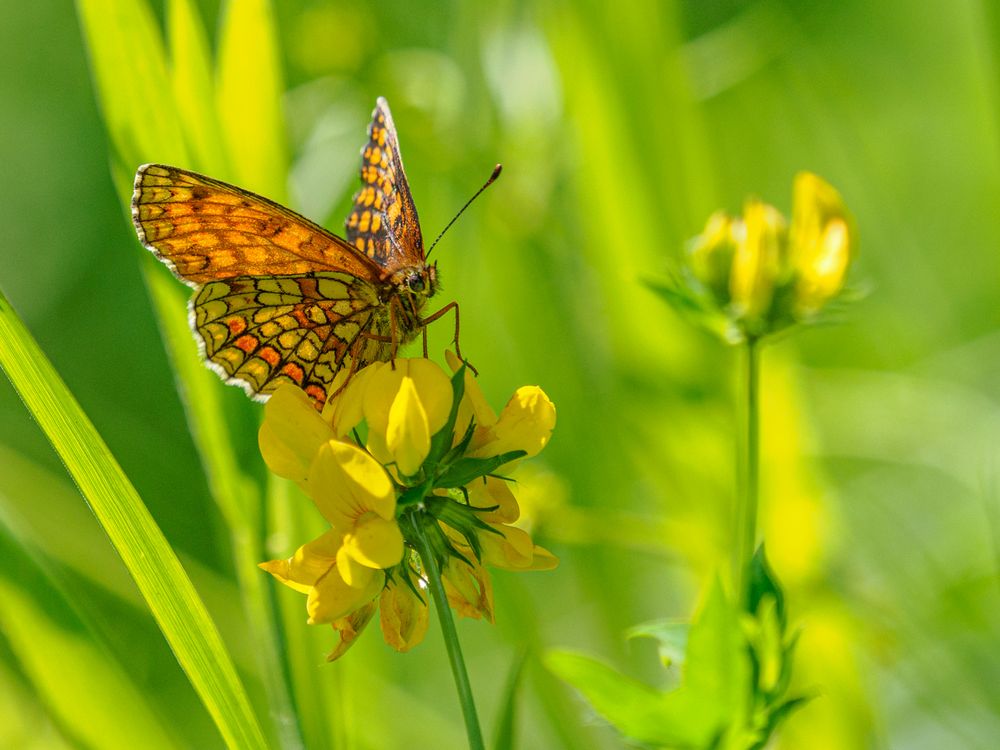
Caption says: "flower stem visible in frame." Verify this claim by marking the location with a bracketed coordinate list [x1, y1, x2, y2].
[736, 336, 761, 604]
[410, 512, 485, 750]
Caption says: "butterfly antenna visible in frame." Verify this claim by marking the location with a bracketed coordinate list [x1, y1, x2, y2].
[426, 164, 502, 259]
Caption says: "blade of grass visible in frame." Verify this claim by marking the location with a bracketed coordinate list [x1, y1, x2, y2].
[217, 0, 288, 199]
[0, 289, 268, 750]
[76, 0, 188, 168]
[492, 650, 527, 750]
[168, 0, 230, 176]
[0, 526, 178, 750]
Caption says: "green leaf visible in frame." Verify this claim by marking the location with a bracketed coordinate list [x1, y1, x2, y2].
[550, 579, 754, 748]
[436, 451, 527, 488]
[216, 0, 288, 199]
[0, 527, 177, 750]
[492, 650, 528, 750]
[644, 275, 708, 316]
[626, 619, 689, 667]
[76, 0, 189, 170]
[668, 579, 751, 743]
[167, 0, 229, 175]
[0, 290, 268, 750]
[644, 275, 733, 343]
[544, 651, 682, 747]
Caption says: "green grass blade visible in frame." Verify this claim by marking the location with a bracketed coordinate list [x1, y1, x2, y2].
[216, 0, 288, 199]
[168, 0, 230, 175]
[0, 526, 177, 750]
[491, 650, 527, 750]
[0, 289, 268, 750]
[75, 0, 188, 167]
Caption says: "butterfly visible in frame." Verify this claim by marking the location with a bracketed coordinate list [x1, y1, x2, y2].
[132, 97, 464, 409]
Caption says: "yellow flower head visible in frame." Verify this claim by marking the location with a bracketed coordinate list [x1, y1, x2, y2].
[258, 355, 558, 660]
[678, 172, 856, 341]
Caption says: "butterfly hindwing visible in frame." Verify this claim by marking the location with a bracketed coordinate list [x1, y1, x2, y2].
[191, 272, 387, 405]
[345, 97, 424, 269]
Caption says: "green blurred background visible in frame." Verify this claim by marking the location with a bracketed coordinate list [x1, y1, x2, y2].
[2, 0, 999, 747]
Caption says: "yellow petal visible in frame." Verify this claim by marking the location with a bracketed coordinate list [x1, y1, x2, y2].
[363, 360, 406, 438]
[379, 579, 429, 652]
[730, 200, 788, 324]
[790, 172, 855, 314]
[524, 544, 559, 571]
[326, 599, 379, 661]
[308, 440, 396, 531]
[795, 219, 851, 313]
[481, 524, 534, 568]
[405, 358, 453, 435]
[467, 476, 520, 524]
[258, 384, 334, 483]
[481, 524, 559, 571]
[442, 557, 494, 623]
[307, 565, 382, 625]
[334, 543, 381, 588]
[473, 386, 556, 459]
[386, 376, 430, 476]
[257, 528, 341, 593]
[323, 362, 380, 437]
[689, 211, 738, 301]
[339, 514, 404, 573]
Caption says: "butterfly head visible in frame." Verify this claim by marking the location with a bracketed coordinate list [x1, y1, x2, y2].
[397, 263, 438, 301]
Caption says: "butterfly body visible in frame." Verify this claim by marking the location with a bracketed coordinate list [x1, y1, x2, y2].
[132, 98, 446, 408]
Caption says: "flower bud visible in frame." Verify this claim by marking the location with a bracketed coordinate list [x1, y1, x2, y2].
[729, 200, 788, 332]
[790, 172, 855, 314]
[688, 211, 738, 304]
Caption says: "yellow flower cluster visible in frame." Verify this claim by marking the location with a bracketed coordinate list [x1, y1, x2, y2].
[258, 354, 557, 660]
[687, 172, 855, 340]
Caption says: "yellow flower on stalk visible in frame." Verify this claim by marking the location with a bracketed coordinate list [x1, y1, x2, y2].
[258, 355, 558, 660]
[674, 172, 856, 341]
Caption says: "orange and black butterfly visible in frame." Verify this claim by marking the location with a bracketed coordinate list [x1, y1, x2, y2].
[132, 97, 473, 408]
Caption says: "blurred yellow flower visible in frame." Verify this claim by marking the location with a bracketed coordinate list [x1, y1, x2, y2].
[677, 172, 856, 341]
[258, 355, 558, 659]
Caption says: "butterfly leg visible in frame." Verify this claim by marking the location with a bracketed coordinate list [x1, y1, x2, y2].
[420, 302, 477, 375]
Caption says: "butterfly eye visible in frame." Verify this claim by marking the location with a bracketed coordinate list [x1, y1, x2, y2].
[408, 274, 425, 293]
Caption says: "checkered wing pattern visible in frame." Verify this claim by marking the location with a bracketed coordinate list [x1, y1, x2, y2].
[345, 97, 425, 269]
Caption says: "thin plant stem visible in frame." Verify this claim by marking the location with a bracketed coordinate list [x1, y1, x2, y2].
[410, 512, 485, 750]
[736, 336, 761, 603]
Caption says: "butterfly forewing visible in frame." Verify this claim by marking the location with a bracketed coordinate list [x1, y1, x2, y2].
[133, 164, 382, 284]
[345, 97, 425, 269]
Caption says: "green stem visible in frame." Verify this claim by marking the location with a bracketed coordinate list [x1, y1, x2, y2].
[737, 336, 761, 604]
[410, 512, 485, 750]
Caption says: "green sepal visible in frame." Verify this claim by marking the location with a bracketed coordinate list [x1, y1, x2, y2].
[746, 544, 786, 627]
[436, 451, 526, 488]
